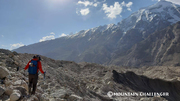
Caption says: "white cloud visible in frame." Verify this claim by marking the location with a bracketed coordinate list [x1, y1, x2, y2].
[93, 3, 98, 7]
[121, 1, 126, 6]
[50, 32, 55, 35]
[39, 32, 55, 42]
[126, 2, 133, 11]
[80, 8, 90, 15]
[127, 8, 132, 11]
[78, 1, 93, 7]
[1, 35, 4, 37]
[77, 0, 99, 8]
[126, 2, 133, 8]
[10, 43, 24, 50]
[59, 33, 67, 37]
[76, 0, 102, 16]
[102, 2, 123, 19]
[102, 1, 133, 19]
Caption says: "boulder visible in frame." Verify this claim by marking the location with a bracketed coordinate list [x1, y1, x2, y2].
[5, 80, 13, 87]
[10, 90, 21, 101]
[0, 95, 9, 101]
[5, 86, 14, 96]
[0, 86, 5, 96]
[0, 66, 10, 79]
[14, 80, 22, 85]
[13, 80, 28, 92]
[15, 86, 27, 95]
[21, 81, 28, 91]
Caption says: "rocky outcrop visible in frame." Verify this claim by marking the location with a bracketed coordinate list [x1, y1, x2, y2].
[0, 66, 10, 79]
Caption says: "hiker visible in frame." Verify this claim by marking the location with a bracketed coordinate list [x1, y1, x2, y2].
[24, 55, 45, 95]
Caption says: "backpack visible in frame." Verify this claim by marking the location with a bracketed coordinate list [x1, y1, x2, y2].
[28, 60, 39, 74]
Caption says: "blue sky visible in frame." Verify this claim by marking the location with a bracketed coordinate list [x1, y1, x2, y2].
[0, 0, 179, 50]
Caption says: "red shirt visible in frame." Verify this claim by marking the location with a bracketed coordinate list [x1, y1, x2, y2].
[24, 58, 45, 74]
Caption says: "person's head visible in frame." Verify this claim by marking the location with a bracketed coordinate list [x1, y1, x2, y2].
[33, 55, 41, 60]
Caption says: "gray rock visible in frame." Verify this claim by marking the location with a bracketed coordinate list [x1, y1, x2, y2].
[50, 89, 72, 98]
[41, 93, 50, 101]
[68, 94, 83, 101]
[30, 95, 39, 101]
[0, 66, 10, 79]
[10, 90, 21, 101]
[0, 86, 5, 96]
[13, 80, 22, 85]
[15, 86, 27, 95]
[41, 84, 48, 89]
[5, 58, 14, 67]
[5, 80, 13, 87]
[5, 86, 13, 96]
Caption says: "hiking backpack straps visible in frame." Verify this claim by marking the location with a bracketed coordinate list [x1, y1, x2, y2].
[28, 60, 39, 74]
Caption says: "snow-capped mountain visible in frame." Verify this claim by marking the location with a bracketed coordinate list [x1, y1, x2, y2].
[68, 23, 118, 38]
[118, 0, 180, 32]
[67, 0, 180, 40]
[14, 0, 180, 66]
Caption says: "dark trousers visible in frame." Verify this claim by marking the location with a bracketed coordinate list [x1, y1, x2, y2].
[28, 73, 38, 95]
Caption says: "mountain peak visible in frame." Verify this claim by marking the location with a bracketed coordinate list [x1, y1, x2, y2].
[118, 0, 180, 31]
[159, 0, 167, 2]
[149, 0, 173, 9]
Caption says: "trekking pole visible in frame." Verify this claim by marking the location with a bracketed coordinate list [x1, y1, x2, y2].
[44, 71, 46, 80]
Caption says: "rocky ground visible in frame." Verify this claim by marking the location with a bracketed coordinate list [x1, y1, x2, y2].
[0, 49, 180, 101]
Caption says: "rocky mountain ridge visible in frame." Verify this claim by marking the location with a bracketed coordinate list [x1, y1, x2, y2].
[110, 21, 180, 66]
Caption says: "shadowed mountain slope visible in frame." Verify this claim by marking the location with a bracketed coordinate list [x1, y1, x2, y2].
[110, 21, 180, 66]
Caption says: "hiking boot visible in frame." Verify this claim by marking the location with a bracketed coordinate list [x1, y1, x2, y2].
[31, 91, 35, 95]
[28, 87, 32, 95]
